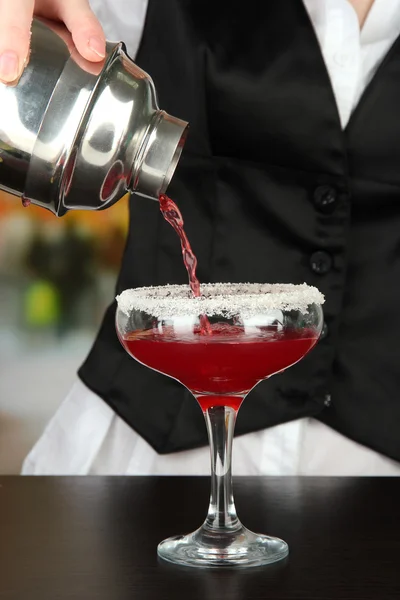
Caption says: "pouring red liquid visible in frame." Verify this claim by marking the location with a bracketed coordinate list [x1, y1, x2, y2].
[159, 194, 201, 298]
[159, 193, 211, 333]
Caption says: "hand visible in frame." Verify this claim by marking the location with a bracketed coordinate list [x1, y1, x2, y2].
[0, 0, 105, 83]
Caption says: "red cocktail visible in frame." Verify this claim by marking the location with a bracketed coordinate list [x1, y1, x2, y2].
[122, 323, 319, 412]
[116, 282, 324, 568]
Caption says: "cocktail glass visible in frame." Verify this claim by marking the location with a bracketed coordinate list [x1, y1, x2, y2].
[116, 283, 324, 568]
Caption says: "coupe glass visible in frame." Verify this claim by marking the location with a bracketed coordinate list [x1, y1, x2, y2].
[116, 282, 324, 568]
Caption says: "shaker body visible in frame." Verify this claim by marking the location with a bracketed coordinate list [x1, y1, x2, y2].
[0, 19, 188, 216]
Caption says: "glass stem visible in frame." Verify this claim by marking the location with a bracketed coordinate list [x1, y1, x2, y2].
[203, 405, 241, 532]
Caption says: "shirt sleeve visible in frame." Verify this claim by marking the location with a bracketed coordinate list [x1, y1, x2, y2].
[89, 0, 148, 59]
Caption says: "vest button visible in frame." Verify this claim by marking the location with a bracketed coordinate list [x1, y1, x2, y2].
[313, 185, 338, 214]
[310, 251, 332, 275]
[320, 322, 328, 340]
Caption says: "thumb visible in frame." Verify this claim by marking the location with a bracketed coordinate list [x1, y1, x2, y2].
[0, 0, 35, 83]
[57, 0, 106, 62]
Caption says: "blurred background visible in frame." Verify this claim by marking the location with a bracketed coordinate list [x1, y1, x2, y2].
[0, 190, 128, 473]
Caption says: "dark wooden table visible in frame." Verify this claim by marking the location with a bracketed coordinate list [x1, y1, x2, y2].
[0, 477, 399, 599]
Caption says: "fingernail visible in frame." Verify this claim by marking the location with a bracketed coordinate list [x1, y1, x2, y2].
[88, 36, 105, 58]
[0, 51, 19, 82]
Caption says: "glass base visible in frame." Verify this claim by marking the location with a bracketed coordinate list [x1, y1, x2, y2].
[157, 522, 289, 569]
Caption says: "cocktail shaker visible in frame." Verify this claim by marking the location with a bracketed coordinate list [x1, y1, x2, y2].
[0, 19, 188, 216]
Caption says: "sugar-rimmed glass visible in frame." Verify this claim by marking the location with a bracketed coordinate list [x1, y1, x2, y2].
[116, 283, 324, 568]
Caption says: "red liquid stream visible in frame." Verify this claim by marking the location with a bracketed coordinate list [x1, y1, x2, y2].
[122, 324, 319, 412]
[159, 194, 211, 334]
[159, 194, 201, 298]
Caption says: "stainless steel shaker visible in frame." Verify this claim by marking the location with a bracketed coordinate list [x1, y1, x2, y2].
[0, 19, 188, 216]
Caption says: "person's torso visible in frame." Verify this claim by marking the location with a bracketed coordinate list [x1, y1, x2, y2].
[80, 0, 400, 461]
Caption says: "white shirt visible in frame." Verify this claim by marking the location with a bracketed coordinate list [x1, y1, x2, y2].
[304, 0, 400, 126]
[22, 0, 400, 476]
[90, 0, 400, 128]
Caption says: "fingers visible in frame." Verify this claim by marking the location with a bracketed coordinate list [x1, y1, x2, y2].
[57, 0, 106, 62]
[0, 0, 35, 83]
[0, 0, 106, 83]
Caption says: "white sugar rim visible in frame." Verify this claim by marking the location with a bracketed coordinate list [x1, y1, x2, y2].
[116, 283, 325, 317]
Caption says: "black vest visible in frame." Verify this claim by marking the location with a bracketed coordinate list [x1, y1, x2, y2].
[79, 0, 400, 462]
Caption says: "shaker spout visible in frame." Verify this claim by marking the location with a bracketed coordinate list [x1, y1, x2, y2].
[131, 111, 189, 201]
